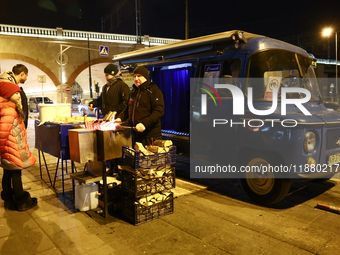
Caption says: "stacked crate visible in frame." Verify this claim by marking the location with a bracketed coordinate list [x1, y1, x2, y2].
[121, 143, 176, 225]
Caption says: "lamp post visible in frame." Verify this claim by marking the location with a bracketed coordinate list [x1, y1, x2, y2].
[323, 28, 338, 103]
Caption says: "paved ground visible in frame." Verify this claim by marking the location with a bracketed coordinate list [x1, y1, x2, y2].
[1, 116, 340, 254]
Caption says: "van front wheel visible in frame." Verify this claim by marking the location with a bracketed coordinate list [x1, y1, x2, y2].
[240, 157, 291, 206]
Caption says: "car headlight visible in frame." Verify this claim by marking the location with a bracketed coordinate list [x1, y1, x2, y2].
[304, 131, 316, 153]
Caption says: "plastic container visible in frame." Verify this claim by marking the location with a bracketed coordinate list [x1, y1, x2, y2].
[74, 183, 98, 211]
[122, 145, 176, 169]
[56, 103, 71, 117]
[39, 104, 57, 122]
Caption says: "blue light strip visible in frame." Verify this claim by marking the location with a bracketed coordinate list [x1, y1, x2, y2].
[161, 129, 189, 136]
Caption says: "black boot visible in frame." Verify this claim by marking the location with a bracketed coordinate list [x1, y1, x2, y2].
[13, 191, 38, 211]
[1, 189, 17, 210]
[116, 170, 121, 181]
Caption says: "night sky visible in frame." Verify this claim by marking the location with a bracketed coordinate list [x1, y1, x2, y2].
[1, 0, 340, 58]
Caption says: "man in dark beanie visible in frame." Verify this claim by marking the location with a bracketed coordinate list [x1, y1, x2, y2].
[89, 63, 130, 177]
[117, 65, 164, 146]
[88, 63, 130, 118]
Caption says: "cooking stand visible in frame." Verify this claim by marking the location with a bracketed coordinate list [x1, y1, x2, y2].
[68, 127, 132, 218]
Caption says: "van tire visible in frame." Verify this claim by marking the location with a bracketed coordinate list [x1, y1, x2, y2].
[240, 156, 291, 206]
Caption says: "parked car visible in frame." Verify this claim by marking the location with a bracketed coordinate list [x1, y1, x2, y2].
[29, 97, 53, 112]
[78, 99, 102, 118]
[71, 98, 81, 111]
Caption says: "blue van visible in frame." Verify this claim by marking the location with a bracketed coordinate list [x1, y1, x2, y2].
[113, 30, 340, 205]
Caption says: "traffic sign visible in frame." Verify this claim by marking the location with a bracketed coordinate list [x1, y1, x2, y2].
[38, 75, 46, 83]
[65, 86, 71, 92]
[99, 46, 109, 56]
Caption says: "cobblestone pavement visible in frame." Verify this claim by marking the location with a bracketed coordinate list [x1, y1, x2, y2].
[1, 118, 340, 254]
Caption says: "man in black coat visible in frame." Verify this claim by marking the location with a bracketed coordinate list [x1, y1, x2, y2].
[88, 64, 130, 118]
[89, 64, 130, 177]
[118, 66, 164, 146]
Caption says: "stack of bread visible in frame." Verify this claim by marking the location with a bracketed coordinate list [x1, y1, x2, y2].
[52, 115, 95, 124]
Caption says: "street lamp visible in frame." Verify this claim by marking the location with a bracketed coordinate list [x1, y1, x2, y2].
[322, 28, 338, 103]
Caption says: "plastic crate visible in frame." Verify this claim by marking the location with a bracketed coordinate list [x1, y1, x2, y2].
[122, 193, 174, 225]
[122, 145, 176, 169]
[122, 167, 175, 198]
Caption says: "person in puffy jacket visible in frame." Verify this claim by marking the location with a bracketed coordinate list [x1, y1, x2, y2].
[117, 66, 164, 146]
[0, 80, 37, 211]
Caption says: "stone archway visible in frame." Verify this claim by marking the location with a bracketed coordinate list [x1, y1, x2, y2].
[67, 58, 111, 86]
[0, 53, 59, 86]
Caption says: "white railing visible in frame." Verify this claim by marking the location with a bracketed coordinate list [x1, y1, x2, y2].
[0, 24, 180, 46]
[0, 24, 58, 37]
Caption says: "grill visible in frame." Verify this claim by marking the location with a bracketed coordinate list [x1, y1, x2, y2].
[326, 128, 340, 150]
[97, 127, 133, 161]
[68, 126, 133, 163]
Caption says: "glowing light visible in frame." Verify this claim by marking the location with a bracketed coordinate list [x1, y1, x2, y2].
[323, 28, 333, 37]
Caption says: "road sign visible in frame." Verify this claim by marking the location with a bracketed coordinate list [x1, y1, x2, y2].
[65, 86, 71, 92]
[99, 46, 109, 56]
[38, 75, 46, 83]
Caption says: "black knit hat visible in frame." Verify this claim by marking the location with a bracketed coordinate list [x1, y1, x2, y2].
[133, 66, 149, 80]
[104, 64, 119, 75]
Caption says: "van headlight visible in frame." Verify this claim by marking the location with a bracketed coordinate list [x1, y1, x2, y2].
[304, 131, 316, 152]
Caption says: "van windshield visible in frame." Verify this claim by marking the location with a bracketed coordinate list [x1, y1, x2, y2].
[246, 50, 321, 102]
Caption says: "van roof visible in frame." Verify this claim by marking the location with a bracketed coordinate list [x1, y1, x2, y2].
[113, 30, 261, 63]
[112, 30, 309, 65]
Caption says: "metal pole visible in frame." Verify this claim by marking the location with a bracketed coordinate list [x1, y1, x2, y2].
[60, 44, 63, 103]
[88, 36, 93, 99]
[185, 0, 189, 39]
[336, 32, 338, 103]
[135, 0, 141, 44]
[135, 0, 138, 43]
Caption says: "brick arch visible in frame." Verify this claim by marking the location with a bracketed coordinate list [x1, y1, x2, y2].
[0, 53, 60, 86]
[67, 58, 112, 86]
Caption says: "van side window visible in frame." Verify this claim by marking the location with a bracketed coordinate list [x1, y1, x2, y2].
[200, 59, 242, 97]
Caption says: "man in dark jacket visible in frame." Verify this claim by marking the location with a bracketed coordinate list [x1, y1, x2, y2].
[89, 64, 130, 177]
[118, 66, 164, 146]
[0, 64, 29, 129]
[88, 63, 130, 118]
